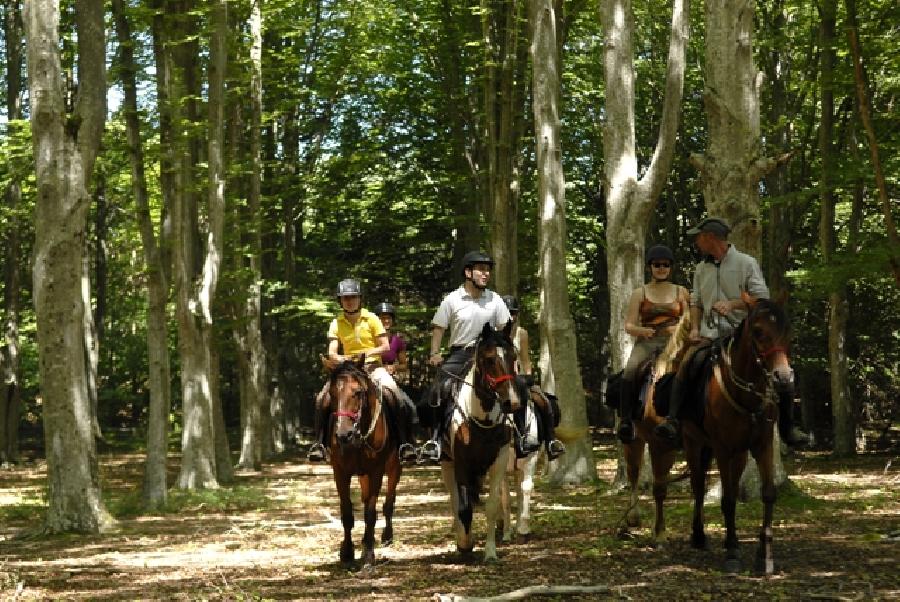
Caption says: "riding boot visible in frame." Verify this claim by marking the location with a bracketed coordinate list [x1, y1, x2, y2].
[617, 377, 636, 444]
[654, 376, 685, 442]
[777, 392, 809, 448]
[417, 400, 445, 464]
[307, 395, 331, 462]
[395, 395, 418, 463]
[532, 387, 565, 460]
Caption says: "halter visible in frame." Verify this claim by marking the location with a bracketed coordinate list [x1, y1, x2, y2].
[332, 371, 385, 452]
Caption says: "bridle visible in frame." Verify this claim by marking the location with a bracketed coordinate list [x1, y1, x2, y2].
[332, 368, 385, 451]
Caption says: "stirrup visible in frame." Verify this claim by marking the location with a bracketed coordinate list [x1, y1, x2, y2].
[307, 442, 328, 463]
[519, 435, 541, 455]
[417, 440, 441, 464]
[547, 439, 566, 460]
[654, 418, 679, 441]
[399, 443, 418, 463]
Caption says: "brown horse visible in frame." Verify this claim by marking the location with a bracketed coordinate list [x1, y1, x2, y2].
[323, 356, 402, 567]
[441, 321, 521, 562]
[620, 313, 692, 546]
[681, 294, 794, 574]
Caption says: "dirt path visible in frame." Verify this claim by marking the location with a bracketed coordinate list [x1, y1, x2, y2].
[0, 435, 897, 600]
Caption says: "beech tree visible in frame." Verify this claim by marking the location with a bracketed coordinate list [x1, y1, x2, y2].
[24, 0, 114, 532]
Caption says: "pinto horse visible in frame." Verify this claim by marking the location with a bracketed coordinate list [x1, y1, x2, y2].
[441, 321, 521, 562]
[324, 357, 402, 567]
[619, 313, 692, 546]
[681, 295, 794, 574]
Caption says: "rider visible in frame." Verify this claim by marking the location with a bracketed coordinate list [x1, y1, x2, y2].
[502, 295, 566, 460]
[653, 217, 809, 447]
[307, 279, 418, 463]
[617, 245, 689, 444]
[418, 251, 511, 463]
[375, 301, 419, 428]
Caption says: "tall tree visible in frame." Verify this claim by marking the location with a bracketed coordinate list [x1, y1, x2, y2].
[235, 0, 268, 471]
[113, 0, 174, 508]
[600, 0, 689, 373]
[24, 0, 115, 532]
[1, 0, 24, 466]
[817, 0, 854, 456]
[530, 0, 596, 484]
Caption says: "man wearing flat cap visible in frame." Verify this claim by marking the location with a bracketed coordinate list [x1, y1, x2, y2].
[655, 216, 808, 446]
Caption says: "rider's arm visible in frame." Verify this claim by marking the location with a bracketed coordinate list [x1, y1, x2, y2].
[518, 328, 532, 375]
[429, 325, 445, 365]
[369, 333, 390, 359]
[326, 337, 342, 361]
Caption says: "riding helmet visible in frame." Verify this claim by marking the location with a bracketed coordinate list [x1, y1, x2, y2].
[336, 278, 362, 297]
[501, 295, 519, 313]
[461, 250, 494, 277]
[374, 301, 396, 317]
[645, 245, 675, 265]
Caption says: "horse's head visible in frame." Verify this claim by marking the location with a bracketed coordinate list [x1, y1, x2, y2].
[325, 356, 375, 449]
[740, 293, 794, 398]
[473, 321, 521, 414]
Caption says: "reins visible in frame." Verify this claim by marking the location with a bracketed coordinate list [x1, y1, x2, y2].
[714, 333, 778, 419]
[332, 370, 386, 452]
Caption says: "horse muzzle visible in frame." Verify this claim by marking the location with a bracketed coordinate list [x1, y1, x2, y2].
[772, 368, 795, 399]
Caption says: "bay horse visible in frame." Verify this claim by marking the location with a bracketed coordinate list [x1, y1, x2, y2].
[681, 294, 794, 574]
[441, 321, 521, 562]
[323, 356, 402, 567]
[618, 312, 692, 546]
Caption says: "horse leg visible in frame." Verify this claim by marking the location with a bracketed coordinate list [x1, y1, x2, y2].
[358, 473, 383, 567]
[719, 449, 748, 574]
[441, 462, 470, 555]
[685, 439, 710, 550]
[623, 439, 645, 535]
[752, 440, 777, 575]
[381, 453, 401, 546]
[334, 470, 355, 565]
[483, 445, 509, 562]
[516, 451, 539, 539]
[649, 446, 675, 548]
[499, 451, 513, 543]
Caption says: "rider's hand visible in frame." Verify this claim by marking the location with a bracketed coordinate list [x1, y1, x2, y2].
[640, 327, 656, 338]
[712, 300, 732, 316]
[428, 352, 443, 367]
[385, 364, 396, 375]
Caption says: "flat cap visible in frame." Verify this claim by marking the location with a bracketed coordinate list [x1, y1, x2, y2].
[687, 216, 731, 237]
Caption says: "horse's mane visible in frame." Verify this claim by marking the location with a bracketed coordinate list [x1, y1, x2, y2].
[653, 311, 692, 377]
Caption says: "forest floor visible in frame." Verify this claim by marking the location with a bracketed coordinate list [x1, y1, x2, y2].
[0, 430, 898, 601]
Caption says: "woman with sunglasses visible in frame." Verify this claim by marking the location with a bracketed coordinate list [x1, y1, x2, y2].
[617, 245, 689, 444]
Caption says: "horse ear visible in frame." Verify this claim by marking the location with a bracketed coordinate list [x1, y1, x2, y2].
[503, 319, 513, 338]
[741, 290, 757, 309]
[321, 354, 337, 373]
[353, 353, 366, 368]
[481, 321, 492, 339]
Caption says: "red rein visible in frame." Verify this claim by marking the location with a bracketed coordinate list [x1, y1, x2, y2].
[484, 373, 514, 389]
[758, 345, 788, 359]
[333, 410, 359, 420]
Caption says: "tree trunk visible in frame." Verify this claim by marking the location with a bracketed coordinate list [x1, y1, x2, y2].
[115, 0, 173, 508]
[172, 0, 224, 490]
[25, 0, 115, 533]
[817, 0, 854, 457]
[1, 0, 23, 466]
[84, 181, 102, 440]
[530, 0, 596, 485]
[235, 0, 268, 471]
[691, 0, 787, 494]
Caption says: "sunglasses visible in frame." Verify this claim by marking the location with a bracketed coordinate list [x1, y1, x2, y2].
[651, 262, 672, 268]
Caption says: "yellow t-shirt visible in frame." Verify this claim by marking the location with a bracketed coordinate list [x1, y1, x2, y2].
[327, 308, 385, 363]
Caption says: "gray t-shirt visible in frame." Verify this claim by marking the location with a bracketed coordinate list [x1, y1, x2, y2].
[691, 244, 769, 339]
[432, 286, 511, 348]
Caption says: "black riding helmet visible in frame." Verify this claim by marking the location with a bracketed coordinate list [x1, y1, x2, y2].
[645, 245, 675, 265]
[461, 250, 494, 277]
[336, 278, 362, 297]
[501, 295, 519, 313]
[374, 301, 396, 317]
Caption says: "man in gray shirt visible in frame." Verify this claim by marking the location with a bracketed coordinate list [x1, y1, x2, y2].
[418, 251, 511, 462]
[655, 217, 808, 446]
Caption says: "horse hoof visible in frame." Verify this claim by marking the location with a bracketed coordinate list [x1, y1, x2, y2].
[724, 558, 742, 574]
[381, 529, 394, 545]
[754, 556, 775, 576]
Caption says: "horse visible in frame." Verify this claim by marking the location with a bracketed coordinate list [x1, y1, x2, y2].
[681, 294, 794, 574]
[440, 321, 522, 562]
[323, 356, 402, 567]
[618, 312, 692, 546]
